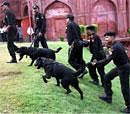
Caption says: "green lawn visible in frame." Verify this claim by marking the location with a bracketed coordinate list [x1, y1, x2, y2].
[0, 41, 124, 113]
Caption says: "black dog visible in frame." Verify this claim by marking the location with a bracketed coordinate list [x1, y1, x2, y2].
[35, 57, 83, 100]
[17, 46, 62, 66]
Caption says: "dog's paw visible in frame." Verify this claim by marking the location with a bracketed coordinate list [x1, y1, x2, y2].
[42, 76, 48, 83]
[19, 58, 22, 61]
[81, 97, 83, 100]
[56, 84, 60, 86]
[28, 64, 32, 66]
[65, 90, 72, 94]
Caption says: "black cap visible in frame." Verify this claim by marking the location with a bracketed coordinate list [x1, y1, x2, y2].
[66, 14, 74, 20]
[1, 1, 10, 7]
[86, 25, 96, 31]
[104, 32, 116, 37]
[33, 4, 39, 9]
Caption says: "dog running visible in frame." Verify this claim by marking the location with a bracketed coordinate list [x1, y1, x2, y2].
[17, 46, 62, 66]
[35, 57, 83, 100]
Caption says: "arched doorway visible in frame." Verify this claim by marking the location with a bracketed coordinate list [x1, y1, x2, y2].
[91, 0, 117, 39]
[23, 5, 28, 17]
[21, 5, 30, 39]
[45, 1, 72, 40]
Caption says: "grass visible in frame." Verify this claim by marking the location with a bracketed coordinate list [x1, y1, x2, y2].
[0, 41, 125, 113]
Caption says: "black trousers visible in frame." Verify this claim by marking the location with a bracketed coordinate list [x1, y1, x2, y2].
[88, 52, 106, 85]
[68, 44, 86, 76]
[34, 34, 48, 48]
[7, 26, 18, 60]
[104, 63, 130, 107]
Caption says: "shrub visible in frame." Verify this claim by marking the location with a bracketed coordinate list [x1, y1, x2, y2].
[127, 28, 130, 34]
[79, 25, 86, 35]
[59, 36, 64, 41]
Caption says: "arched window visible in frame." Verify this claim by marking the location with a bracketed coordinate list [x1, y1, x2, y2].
[23, 5, 28, 17]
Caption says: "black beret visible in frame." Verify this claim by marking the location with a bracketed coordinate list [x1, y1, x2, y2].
[33, 4, 39, 9]
[66, 14, 74, 20]
[86, 25, 96, 31]
[1, 1, 10, 7]
[104, 32, 116, 37]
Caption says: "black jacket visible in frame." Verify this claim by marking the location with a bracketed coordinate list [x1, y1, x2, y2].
[66, 21, 81, 46]
[4, 9, 16, 26]
[89, 34, 106, 60]
[97, 42, 129, 68]
[34, 12, 46, 34]
[89, 34, 104, 55]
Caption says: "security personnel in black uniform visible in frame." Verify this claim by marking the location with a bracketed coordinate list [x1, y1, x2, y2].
[93, 32, 130, 113]
[1, 1, 18, 63]
[33, 5, 48, 48]
[86, 25, 106, 86]
[65, 14, 87, 77]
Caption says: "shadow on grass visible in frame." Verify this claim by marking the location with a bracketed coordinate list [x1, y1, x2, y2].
[0, 71, 22, 79]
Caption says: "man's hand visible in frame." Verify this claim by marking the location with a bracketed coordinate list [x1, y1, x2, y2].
[91, 59, 97, 66]
[4, 25, 11, 32]
[38, 32, 42, 37]
[91, 62, 96, 66]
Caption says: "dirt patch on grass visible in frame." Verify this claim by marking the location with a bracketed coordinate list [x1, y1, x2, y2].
[0, 71, 22, 77]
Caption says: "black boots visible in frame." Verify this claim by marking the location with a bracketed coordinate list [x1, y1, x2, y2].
[7, 59, 17, 63]
[99, 95, 112, 104]
[120, 106, 130, 113]
[89, 80, 99, 86]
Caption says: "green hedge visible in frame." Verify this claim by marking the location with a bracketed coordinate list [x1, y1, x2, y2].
[80, 24, 98, 35]
[79, 25, 86, 35]
[127, 28, 130, 34]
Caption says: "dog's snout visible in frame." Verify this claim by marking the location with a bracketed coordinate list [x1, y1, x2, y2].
[34, 62, 37, 66]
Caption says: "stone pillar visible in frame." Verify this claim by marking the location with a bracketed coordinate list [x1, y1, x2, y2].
[117, 0, 127, 37]
[127, 0, 130, 28]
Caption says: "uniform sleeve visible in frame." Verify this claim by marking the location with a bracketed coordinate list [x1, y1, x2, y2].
[41, 14, 46, 34]
[96, 55, 113, 66]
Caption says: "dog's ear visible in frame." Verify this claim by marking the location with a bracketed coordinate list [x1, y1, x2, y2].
[24, 47, 28, 50]
[41, 57, 46, 64]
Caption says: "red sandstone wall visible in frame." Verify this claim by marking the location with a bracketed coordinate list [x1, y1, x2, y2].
[0, 0, 130, 40]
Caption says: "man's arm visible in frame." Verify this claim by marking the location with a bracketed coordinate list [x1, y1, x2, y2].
[41, 14, 46, 34]
[92, 55, 113, 66]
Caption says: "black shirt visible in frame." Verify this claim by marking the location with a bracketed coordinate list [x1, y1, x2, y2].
[34, 12, 46, 34]
[66, 21, 81, 46]
[89, 34, 104, 55]
[97, 41, 129, 67]
[4, 9, 16, 26]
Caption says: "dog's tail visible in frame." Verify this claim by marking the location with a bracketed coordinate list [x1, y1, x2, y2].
[54, 47, 62, 53]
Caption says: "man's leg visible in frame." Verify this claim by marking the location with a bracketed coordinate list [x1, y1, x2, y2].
[40, 35, 48, 48]
[7, 40, 17, 62]
[99, 67, 119, 103]
[97, 65, 105, 86]
[88, 62, 99, 85]
[7, 28, 17, 63]
[119, 63, 130, 113]
[34, 35, 40, 48]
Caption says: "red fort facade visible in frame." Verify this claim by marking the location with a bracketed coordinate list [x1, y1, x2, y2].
[0, 0, 130, 39]
[0, 0, 130, 57]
